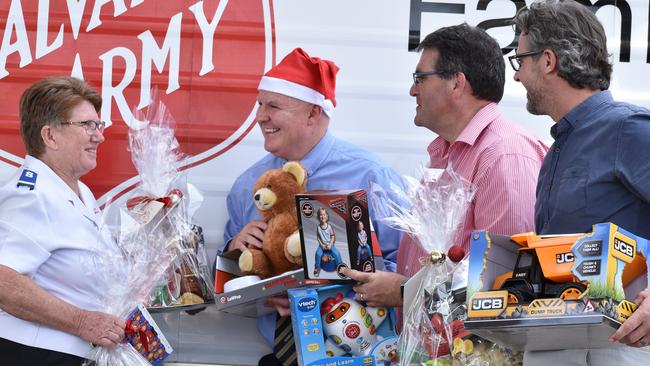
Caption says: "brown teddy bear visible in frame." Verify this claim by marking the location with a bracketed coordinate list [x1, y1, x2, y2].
[238, 161, 307, 278]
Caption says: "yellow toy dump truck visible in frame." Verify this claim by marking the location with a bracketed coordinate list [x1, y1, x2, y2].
[491, 232, 590, 304]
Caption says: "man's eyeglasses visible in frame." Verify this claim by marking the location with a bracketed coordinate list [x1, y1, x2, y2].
[61, 120, 106, 134]
[508, 50, 543, 71]
[412, 70, 447, 85]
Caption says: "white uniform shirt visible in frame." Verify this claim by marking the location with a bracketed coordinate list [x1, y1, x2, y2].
[0, 155, 112, 357]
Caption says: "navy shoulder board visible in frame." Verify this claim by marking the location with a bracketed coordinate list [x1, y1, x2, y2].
[17, 169, 37, 190]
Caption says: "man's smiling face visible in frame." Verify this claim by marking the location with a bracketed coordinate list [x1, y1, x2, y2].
[255, 90, 315, 161]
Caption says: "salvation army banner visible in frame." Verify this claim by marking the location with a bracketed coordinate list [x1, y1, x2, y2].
[0, 0, 275, 198]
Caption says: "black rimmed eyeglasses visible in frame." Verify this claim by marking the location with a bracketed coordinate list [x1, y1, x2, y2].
[61, 120, 107, 134]
[508, 50, 543, 71]
[412, 70, 447, 85]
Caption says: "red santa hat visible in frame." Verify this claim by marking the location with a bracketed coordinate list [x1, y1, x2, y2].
[258, 48, 339, 117]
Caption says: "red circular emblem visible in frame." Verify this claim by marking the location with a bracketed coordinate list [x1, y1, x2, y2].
[344, 323, 361, 339]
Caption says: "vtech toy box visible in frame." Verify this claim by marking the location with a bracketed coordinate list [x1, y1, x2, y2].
[289, 285, 399, 366]
[296, 190, 377, 280]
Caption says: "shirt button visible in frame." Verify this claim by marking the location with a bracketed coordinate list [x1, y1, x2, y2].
[554, 147, 560, 153]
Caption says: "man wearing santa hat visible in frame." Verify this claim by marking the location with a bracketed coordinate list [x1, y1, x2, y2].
[221, 48, 405, 366]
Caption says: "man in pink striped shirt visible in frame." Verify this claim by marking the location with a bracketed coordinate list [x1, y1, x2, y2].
[343, 23, 547, 309]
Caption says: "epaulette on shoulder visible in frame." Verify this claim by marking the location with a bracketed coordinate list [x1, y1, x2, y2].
[16, 169, 38, 190]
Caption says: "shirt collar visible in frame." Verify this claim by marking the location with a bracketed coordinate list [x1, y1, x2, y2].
[299, 131, 335, 177]
[455, 102, 499, 146]
[427, 102, 499, 162]
[552, 90, 612, 139]
[24, 156, 107, 227]
[24, 155, 86, 206]
[427, 136, 450, 163]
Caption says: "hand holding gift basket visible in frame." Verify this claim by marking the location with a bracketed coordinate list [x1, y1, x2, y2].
[371, 166, 523, 365]
[83, 95, 210, 365]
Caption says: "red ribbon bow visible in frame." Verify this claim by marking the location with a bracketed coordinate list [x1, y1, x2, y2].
[125, 319, 150, 353]
[126, 188, 183, 210]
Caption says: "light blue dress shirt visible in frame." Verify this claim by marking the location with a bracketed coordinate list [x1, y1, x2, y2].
[222, 131, 405, 345]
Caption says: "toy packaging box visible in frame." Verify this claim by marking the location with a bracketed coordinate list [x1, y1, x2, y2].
[213, 249, 330, 317]
[296, 190, 378, 280]
[124, 305, 173, 365]
[213, 189, 388, 317]
[288, 284, 399, 366]
[464, 222, 650, 351]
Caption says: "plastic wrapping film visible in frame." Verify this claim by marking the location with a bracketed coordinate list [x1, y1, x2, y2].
[147, 223, 215, 309]
[82, 93, 209, 366]
[371, 166, 522, 365]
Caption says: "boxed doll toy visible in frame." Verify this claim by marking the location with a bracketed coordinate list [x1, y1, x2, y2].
[296, 190, 377, 280]
[464, 223, 650, 351]
[288, 284, 399, 366]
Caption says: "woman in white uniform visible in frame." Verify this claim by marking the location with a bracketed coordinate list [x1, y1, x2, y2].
[0, 77, 125, 365]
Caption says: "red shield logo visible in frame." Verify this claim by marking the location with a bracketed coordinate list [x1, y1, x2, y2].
[0, 0, 275, 199]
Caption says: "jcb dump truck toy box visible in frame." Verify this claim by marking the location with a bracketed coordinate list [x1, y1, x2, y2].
[464, 223, 650, 351]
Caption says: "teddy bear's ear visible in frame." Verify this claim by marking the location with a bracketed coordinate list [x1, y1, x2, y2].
[282, 161, 306, 186]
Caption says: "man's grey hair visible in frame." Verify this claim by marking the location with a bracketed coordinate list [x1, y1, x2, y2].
[514, 0, 612, 90]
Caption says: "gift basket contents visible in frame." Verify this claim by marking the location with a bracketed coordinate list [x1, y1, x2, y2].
[147, 223, 215, 310]
[123, 94, 212, 311]
[82, 94, 210, 366]
[371, 167, 523, 366]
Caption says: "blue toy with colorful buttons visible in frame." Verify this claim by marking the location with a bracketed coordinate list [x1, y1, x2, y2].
[289, 284, 398, 366]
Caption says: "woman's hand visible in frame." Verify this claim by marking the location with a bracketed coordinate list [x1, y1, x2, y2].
[0, 265, 124, 348]
[75, 310, 126, 348]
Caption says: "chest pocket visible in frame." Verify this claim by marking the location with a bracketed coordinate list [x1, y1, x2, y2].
[553, 166, 588, 216]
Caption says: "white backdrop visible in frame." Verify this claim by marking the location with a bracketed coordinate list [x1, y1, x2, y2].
[1, 1, 649, 364]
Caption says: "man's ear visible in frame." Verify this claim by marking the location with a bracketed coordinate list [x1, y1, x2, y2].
[40, 125, 59, 150]
[307, 104, 323, 124]
[542, 49, 557, 74]
[451, 72, 468, 97]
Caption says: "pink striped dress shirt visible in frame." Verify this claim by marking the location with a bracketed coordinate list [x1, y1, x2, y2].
[397, 103, 548, 278]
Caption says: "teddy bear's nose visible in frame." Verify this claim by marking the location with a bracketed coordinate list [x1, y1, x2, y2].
[254, 193, 260, 201]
